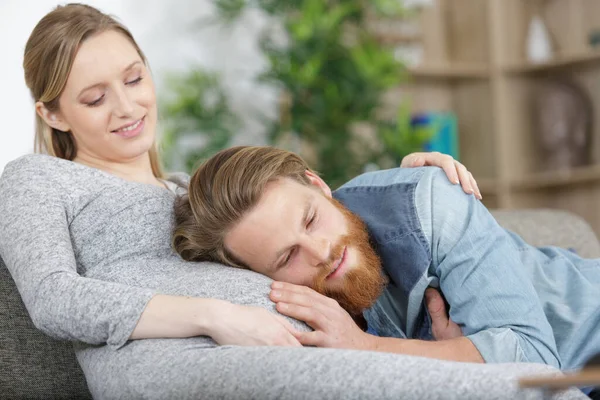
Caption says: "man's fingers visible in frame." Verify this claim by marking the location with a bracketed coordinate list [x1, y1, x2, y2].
[425, 288, 448, 324]
[272, 281, 318, 295]
[271, 282, 336, 311]
[276, 302, 328, 330]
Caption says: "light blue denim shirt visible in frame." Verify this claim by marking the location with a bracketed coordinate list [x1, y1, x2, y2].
[334, 166, 600, 371]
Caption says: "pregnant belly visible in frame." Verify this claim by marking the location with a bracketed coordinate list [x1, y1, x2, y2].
[84, 255, 274, 303]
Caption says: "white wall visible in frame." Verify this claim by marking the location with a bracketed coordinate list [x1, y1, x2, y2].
[0, 0, 276, 173]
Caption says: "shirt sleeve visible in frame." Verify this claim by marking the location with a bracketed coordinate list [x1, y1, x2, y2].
[415, 168, 561, 368]
[0, 161, 157, 348]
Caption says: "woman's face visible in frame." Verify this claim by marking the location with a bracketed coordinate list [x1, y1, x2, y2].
[44, 30, 157, 164]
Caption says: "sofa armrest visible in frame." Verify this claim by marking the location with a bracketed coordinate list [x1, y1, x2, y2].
[491, 209, 600, 258]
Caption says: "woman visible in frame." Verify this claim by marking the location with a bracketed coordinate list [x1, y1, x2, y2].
[0, 3, 480, 397]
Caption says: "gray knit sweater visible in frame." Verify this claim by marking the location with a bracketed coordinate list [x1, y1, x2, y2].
[0, 154, 586, 400]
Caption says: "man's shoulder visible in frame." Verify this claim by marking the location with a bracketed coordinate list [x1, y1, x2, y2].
[336, 166, 442, 191]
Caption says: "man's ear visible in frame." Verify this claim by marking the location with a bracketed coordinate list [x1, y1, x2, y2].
[35, 102, 70, 132]
[305, 170, 332, 198]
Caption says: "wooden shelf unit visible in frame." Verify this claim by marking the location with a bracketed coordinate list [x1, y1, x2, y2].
[408, 63, 490, 79]
[381, 0, 600, 234]
[511, 164, 600, 191]
[504, 50, 600, 74]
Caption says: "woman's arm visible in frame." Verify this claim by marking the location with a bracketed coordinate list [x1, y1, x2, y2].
[131, 294, 300, 346]
[0, 158, 299, 348]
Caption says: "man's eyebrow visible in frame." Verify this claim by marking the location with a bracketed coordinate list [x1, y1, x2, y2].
[269, 197, 311, 271]
[77, 61, 142, 97]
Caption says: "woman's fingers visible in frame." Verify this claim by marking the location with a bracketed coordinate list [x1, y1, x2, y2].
[400, 153, 424, 168]
[470, 171, 482, 200]
[293, 330, 326, 347]
[401, 152, 482, 199]
[273, 315, 303, 346]
[438, 155, 460, 185]
[454, 160, 474, 195]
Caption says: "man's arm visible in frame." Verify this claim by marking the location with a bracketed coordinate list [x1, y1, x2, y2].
[367, 336, 483, 363]
[416, 168, 561, 367]
[271, 282, 481, 362]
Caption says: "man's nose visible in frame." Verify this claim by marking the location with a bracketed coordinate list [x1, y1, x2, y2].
[303, 236, 331, 265]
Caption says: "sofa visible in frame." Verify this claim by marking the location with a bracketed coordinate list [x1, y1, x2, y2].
[1, 209, 598, 399]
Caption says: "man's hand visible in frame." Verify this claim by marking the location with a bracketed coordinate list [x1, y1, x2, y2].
[425, 287, 463, 341]
[270, 282, 372, 350]
[270, 282, 483, 363]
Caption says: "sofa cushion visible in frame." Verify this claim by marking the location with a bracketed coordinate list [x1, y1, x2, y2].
[491, 209, 600, 258]
[1, 208, 598, 398]
[0, 256, 92, 399]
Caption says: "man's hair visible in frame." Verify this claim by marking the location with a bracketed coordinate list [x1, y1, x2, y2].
[173, 146, 315, 268]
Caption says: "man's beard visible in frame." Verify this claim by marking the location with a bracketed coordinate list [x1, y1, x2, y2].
[311, 198, 387, 316]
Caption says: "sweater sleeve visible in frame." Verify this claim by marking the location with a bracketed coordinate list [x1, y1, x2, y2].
[0, 159, 157, 348]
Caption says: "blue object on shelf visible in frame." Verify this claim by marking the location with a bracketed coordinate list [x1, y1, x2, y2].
[411, 112, 460, 160]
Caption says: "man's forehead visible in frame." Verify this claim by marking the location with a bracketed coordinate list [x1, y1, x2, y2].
[261, 179, 313, 207]
[228, 181, 312, 261]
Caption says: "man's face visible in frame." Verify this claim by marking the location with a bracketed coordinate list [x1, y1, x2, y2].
[224, 173, 386, 315]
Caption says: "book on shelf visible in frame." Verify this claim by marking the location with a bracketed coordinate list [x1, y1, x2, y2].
[411, 112, 459, 160]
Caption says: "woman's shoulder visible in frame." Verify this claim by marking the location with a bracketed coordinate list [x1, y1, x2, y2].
[3, 153, 73, 175]
[0, 154, 81, 192]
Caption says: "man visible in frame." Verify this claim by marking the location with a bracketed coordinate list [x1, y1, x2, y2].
[173, 146, 600, 372]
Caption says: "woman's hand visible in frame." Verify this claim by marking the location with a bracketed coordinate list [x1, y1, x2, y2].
[207, 300, 302, 347]
[401, 152, 482, 200]
[270, 282, 371, 350]
[425, 288, 463, 341]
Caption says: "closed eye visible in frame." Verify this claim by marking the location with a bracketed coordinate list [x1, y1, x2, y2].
[86, 95, 104, 107]
[126, 76, 143, 85]
[306, 212, 317, 229]
[85, 76, 142, 107]
[281, 246, 297, 269]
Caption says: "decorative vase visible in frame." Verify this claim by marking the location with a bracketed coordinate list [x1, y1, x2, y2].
[526, 14, 553, 63]
[533, 79, 592, 171]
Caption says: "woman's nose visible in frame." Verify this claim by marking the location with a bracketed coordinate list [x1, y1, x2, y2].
[113, 87, 135, 117]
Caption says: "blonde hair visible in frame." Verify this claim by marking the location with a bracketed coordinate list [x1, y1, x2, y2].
[173, 146, 314, 267]
[24, 3, 164, 177]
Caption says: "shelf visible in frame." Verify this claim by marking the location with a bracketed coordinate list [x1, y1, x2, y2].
[477, 178, 500, 195]
[503, 50, 600, 74]
[510, 164, 600, 191]
[408, 63, 490, 79]
[374, 32, 422, 44]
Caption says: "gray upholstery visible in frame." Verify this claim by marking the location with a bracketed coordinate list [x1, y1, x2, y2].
[491, 209, 600, 258]
[0, 209, 597, 399]
[0, 256, 92, 399]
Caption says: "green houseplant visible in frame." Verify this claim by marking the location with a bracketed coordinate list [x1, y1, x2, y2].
[161, 0, 432, 187]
